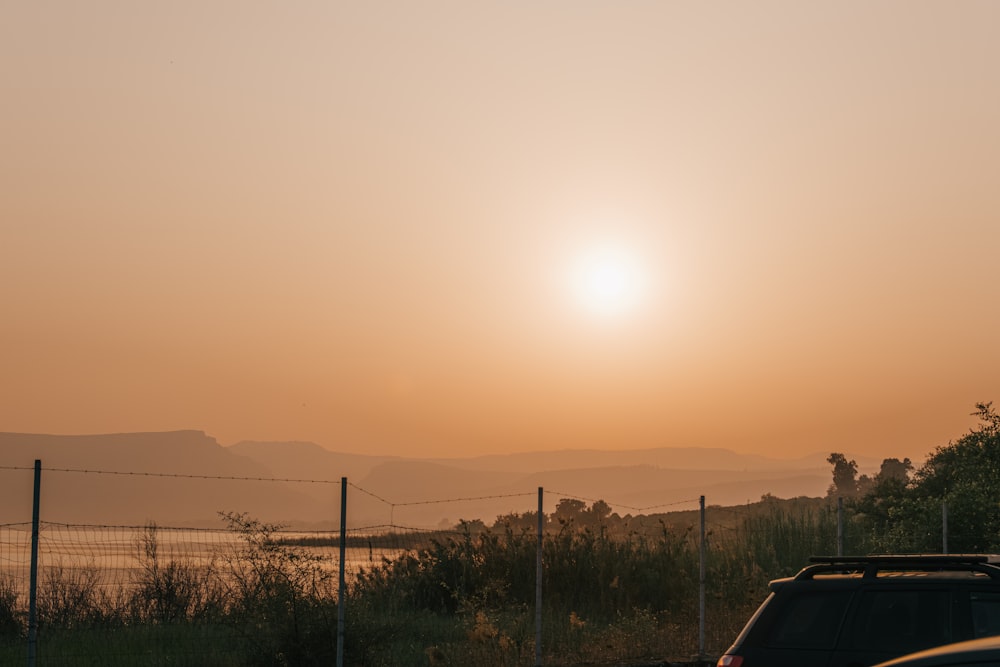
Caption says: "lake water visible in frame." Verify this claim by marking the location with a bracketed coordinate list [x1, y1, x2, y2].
[0, 523, 412, 596]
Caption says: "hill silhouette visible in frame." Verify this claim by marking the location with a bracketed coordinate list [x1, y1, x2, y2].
[0, 431, 325, 526]
[0, 430, 859, 528]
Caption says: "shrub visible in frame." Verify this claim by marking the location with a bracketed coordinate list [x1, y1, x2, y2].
[0, 576, 22, 639]
[216, 511, 339, 666]
[37, 563, 116, 630]
[130, 523, 224, 624]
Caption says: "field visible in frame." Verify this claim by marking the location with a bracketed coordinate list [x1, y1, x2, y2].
[0, 498, 856, 666]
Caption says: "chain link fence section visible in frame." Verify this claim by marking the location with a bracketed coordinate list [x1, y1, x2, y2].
[0, 522, 32, 661]
[17, 518, 365, 666]
[2, 460, 985, 666]
[1, 463, 349, 666]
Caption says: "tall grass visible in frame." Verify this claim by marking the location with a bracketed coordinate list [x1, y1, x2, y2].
[2, 498, 869, 666]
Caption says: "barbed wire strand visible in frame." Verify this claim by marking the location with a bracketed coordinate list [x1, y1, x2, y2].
[346, 482, 391, 504]
[4, 465, 754, 520]
[394, 492, 536, 507]
[35, 467, 343, 484]
[38, 521, 255, 533]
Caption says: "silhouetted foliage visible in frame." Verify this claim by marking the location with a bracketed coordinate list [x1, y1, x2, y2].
[0, 496, 867, 665]
[0, 577, 22, 640]
[879, 457, 913, 483]
[827, 452, 860, 498]
[130, 524, 222, 624]
[217, 511, 338, 665]
[854, 402, 1000, 553]
[552, 498, 587, 527]
[16, 406, 1000, 664]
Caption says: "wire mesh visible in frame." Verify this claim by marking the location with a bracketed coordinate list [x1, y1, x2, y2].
[1, 462, 984, 665]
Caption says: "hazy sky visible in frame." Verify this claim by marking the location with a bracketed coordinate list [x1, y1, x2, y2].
[3, 1, 999, 460]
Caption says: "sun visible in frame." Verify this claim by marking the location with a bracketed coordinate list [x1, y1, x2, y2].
[568, 244, 645, 319]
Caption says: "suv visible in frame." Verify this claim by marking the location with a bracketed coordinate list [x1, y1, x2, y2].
[717, 555, 1000, 667]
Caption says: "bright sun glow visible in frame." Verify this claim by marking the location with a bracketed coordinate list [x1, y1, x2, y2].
[569, 244, 646, 319]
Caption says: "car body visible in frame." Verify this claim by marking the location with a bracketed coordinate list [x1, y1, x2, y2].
[872, 634, 1000, 666]
[716, 555, 1000, 667]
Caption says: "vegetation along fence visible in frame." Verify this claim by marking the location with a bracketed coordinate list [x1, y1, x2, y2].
[0, 459, 972, 667]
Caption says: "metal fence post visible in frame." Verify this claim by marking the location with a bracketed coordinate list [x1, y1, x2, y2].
[699, 495, 706, 662]
[28, 459, 41, 667]
[535, 487, 543, 667]
[942, 501, 948, 554]
[337, 477, 347, 667]
[837, 496, 844, 556]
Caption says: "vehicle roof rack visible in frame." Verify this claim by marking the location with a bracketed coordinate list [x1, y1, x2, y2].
[810, 555, 1000, 565]
[794, 554, 1000, 580]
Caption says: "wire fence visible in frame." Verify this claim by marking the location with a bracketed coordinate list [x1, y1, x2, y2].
[0, 459, 959, 666]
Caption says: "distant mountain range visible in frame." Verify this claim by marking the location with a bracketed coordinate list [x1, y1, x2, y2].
[0, 430, 877, 528]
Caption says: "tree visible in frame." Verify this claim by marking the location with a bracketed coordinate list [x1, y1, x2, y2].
[855, 458, 911, 499]
[491, 512, 535, 534]
[851, 458, 913, 551]
[907, 402, 1000, 551]
[877, 457, 913, 483]
[827, 453, 859, 498]
[553, 498, 587, 527]
[576, 499, 617, 531]
[856, 402, 1000, 553]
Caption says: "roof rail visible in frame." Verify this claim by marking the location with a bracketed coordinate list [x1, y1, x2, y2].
[810, 555, 997, 565]
[795, 554, 1000, 580]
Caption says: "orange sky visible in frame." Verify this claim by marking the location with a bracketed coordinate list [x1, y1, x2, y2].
[2, 2, 998, 461]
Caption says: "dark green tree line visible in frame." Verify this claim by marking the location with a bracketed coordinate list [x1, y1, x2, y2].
[836, 402, 1000, 553]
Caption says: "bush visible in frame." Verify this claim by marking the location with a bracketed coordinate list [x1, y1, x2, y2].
[216, 511, 339, 666]
[0, 576, 22, 639]
[37, 563, 118, 630]
[130, 523, 224, 624]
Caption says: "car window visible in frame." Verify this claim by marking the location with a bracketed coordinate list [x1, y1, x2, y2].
[764, 589, 852, 649]
[850, 589, 952, 653]
[970, 592, 1000, 638]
